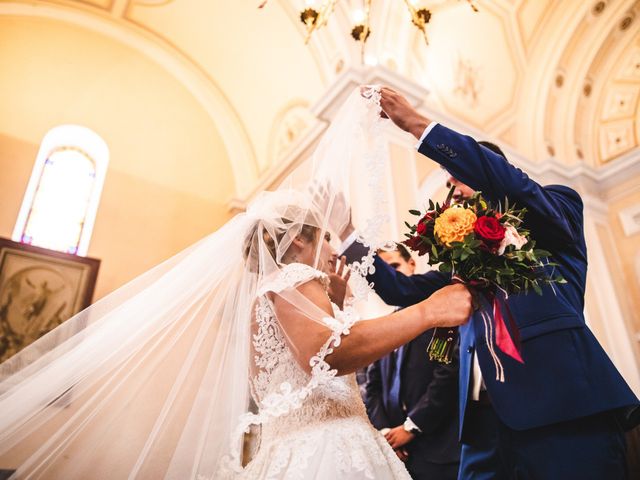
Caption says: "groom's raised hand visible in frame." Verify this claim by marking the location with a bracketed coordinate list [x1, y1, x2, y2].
[376, 86, 431, 140]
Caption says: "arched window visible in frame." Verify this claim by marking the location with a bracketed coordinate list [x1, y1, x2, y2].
[12, 125, 109, 256]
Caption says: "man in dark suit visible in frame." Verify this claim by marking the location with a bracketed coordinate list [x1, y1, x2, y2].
[364, 244, 460, 480]
[345, 86, 640, 479]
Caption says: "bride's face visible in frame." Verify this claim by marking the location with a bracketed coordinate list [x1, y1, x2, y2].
[292, 229, 337, 273]
[317, 231, 338, 274]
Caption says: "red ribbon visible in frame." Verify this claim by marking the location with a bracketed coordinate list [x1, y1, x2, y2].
[452, 276, 524, 365]
[490, 293, 524, 364]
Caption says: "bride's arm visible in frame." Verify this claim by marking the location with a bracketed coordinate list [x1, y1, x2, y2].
[272, 280, 472, 376]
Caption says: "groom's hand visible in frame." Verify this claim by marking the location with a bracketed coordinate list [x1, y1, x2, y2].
[378, 87, 431, 140]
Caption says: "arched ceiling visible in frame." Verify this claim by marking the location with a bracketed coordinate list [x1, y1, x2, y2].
[1, 0, 638, 200]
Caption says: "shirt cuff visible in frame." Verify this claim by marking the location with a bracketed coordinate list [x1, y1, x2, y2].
[403, 417, 422, 434]
[339, 230, 359, 254]
[414, 121, 439, 150]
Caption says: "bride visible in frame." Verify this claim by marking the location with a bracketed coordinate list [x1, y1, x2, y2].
[0, 88, 471, 479]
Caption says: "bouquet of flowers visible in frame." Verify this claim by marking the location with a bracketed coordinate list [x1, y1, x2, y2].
[403, 188, 566, 381]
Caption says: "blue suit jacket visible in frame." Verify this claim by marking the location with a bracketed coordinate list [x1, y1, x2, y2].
[349, 123, 639, 439]
[366, 329, 460, 465]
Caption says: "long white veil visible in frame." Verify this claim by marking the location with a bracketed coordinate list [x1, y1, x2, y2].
[0, 88, 393, 479]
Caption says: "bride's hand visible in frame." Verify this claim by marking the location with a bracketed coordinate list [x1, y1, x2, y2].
[327, 256, 351, 309]
[419, 284, 473, 328]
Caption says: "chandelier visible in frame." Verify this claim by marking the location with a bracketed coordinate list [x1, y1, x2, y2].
[260, 1, 478, 59]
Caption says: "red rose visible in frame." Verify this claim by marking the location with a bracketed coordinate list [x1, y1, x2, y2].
[415, 211, 436, 237]
[474, 216, 506, 249]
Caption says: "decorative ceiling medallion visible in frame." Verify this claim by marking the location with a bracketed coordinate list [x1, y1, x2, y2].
[453, 55, 482, 109]
[599, 121, 635, 162]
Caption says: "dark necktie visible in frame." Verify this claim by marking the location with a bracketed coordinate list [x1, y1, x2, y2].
[387, 345, 404, 419]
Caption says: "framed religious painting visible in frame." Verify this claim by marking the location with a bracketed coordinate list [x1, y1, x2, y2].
[0, 238, 100, 363]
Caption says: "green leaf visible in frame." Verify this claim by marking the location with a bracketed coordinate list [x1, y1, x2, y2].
[439, 263, 452, 273]
[444, 185, 456, 205]
[409, 209, 421, 216]
[532, 281, 543, 295]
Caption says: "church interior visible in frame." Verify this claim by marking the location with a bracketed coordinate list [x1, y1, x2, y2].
[0, 0, 639, 473]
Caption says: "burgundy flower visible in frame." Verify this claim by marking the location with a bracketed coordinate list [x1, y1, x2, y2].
[403, 235, 430, 256]
[416, 211, 436, 237]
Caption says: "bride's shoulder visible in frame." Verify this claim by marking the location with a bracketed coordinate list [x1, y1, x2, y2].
[257, 262, 328, 296]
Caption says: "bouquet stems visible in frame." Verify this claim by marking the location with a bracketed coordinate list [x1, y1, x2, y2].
[427, 327, 458, 364]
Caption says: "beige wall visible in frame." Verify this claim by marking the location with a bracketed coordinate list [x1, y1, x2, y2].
[88, 168, 230, 300]
[0, 16, 235, 300]
[608, 188, 640, 360]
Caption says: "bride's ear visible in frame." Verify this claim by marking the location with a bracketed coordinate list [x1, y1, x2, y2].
[290, 234, 307, 250]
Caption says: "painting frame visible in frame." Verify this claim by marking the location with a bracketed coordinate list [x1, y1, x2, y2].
[0, 237, 100, 363]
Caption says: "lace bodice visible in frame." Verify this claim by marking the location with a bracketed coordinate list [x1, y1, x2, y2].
[218, 263, 378, 476]
[249, 264, 367, 437]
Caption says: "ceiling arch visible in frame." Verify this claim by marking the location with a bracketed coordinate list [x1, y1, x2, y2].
[2, 0, 638, 184]
[0, 0, 260, 197]
[541, 0, 639, 168]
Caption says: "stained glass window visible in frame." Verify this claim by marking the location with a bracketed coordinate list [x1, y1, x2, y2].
[13, 126, 108, 256]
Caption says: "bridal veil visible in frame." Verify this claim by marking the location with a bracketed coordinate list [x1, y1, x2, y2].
[0, 88, 395, 479]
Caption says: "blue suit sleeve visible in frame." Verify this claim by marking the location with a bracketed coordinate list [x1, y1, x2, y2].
[364, 361, 391, 429]
[370, 256, 449, 308]
[406, 342, 459, 434]
[419, 124, 583, 246]
[341, 239, 449, 307]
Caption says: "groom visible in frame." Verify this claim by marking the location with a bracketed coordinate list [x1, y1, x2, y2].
[345, 86, 639, 479]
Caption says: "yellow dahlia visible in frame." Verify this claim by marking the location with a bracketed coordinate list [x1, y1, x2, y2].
[434, 206, 477, 246]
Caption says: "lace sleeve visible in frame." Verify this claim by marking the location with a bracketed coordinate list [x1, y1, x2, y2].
[257, 263, 330, 297]
[222, 265, 359, 474]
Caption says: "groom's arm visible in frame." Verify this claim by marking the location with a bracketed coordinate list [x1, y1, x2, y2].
[342, 240, 449, 308]
[418, 125, 583, 246]
[376, 87, 583, 247]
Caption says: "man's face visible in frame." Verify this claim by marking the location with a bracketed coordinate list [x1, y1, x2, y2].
[446, 175, 475, 203]
[378, 250, 416, 276]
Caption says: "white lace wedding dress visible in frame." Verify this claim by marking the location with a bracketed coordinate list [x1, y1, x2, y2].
[218, 263, 410, 480]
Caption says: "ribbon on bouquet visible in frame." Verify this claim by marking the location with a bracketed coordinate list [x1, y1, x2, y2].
[476, 290, 524, 383]
[428, 278, 524, 382]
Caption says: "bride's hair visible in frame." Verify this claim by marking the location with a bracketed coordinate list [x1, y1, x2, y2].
[243, 205, 320, 272]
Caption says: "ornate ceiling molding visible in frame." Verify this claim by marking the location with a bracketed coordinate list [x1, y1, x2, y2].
[226, 65, 430, 212]
[228, 63, 639, 213]
[542, 0, 639, 168]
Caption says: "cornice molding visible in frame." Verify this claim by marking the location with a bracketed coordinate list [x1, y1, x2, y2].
[226, 65, 429, 212]
[227, 65, 640, 211]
